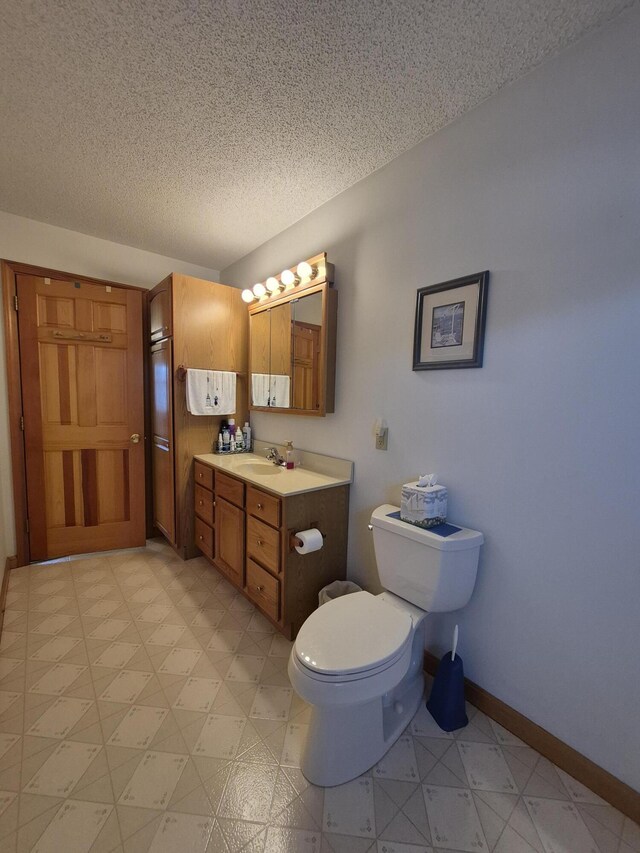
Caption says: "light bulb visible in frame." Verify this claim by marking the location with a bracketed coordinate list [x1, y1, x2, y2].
[252, 282, 266, 297]
[281, 269, 296, 288]
[241, 289, 254, 303]
[296, 261, 313, 279]
[266, 276, 280, 292]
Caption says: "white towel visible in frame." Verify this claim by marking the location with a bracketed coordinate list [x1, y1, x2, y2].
[186, 369, 236, 416]
[251, 373, 270, 407]
[269, 374, 291, 409]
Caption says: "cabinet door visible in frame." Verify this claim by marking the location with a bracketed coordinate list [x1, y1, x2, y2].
[150, 339, 175, 543]
[215, 497, 244, 586]
[149, 277, 172, 342]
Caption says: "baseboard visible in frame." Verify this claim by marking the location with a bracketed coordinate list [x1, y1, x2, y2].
[0, 556, 17, 637]
[424, 651, 640, 822]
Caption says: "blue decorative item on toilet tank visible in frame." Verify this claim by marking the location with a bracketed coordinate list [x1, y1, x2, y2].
[427, 625, 469, 731]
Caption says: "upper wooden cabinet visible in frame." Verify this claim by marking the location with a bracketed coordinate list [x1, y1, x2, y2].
[149, 276, 172, 341]
[147, 274, 248, 558]
[248, 253, 337, 416]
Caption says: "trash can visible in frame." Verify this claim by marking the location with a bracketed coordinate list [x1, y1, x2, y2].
[318, 580, 362, 607]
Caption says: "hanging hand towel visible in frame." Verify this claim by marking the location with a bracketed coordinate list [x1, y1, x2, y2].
[269, 374, 291, 409]
[251, 373, 270, 407]
[186, 369, 236, 416]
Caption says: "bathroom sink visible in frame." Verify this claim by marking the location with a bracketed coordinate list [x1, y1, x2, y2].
[236, 462, 284, 477]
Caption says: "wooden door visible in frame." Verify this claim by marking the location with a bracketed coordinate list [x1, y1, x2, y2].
[214, 497, 244, 585]
[17, 274, 146, 560]
[292, 321, 321, 410]
[150, 339, 175, 544]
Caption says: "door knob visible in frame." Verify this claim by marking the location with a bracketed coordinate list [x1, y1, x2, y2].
[130, 433, 141, 444]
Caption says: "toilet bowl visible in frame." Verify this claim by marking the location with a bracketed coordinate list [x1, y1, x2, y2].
[288, 504, 483, 787]
[288, 590, 426, 786]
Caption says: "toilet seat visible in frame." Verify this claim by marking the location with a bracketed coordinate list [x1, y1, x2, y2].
[294, 591, 413, 682]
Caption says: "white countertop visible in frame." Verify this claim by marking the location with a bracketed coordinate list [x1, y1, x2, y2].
[194, 449, 353, 497]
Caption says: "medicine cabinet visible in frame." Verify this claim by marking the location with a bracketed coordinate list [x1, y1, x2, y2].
[248, 254, 337, 416]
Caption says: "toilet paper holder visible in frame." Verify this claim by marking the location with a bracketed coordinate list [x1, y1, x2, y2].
[289, 525, 326, 552]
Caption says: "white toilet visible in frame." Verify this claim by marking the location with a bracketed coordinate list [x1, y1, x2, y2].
[288, 503, 483, 786]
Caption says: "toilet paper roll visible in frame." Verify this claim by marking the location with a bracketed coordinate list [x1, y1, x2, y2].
[294, 528, 324, 555]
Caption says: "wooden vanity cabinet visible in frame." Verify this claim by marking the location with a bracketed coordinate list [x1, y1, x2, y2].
[193, 460, 349, 638]
[148, 274, 248, 558]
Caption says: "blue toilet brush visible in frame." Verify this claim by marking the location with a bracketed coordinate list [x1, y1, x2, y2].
[426, 624, 469, 732]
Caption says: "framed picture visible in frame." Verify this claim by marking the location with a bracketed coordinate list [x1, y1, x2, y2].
[413, 271, 489, 370]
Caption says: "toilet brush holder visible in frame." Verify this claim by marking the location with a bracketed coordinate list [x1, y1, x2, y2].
[426, 625, 468, 732]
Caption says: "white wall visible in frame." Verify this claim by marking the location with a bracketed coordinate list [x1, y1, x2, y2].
[222, 7, 640, 790]
[0, 211, 220, 581]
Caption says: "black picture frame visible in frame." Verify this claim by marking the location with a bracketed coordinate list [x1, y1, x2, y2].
[412, 271, 489, 370]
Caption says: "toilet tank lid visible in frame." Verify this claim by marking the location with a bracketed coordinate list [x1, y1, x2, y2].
[371, 505, 484, 551]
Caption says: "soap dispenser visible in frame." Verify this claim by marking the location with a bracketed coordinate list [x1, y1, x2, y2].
[285, 441, 296, 470]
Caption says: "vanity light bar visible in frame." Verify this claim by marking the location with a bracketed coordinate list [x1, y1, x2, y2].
[241, 256, 322, 305]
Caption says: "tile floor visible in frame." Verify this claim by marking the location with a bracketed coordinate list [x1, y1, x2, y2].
[0, 540, 638, 853]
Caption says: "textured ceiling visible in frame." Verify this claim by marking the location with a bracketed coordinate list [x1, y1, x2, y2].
[0, 1, 633, 270]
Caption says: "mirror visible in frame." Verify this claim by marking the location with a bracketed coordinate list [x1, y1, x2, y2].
[291, 292, 322, 410]
[249, 282, 337, 415]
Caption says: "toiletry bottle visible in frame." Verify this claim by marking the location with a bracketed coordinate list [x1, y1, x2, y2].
[222, 426, 230, 451]
[230, 435, 236, 452]
[243, 421, 251, 450]
[217, 433, 223, 452]
[285, 440, 295, 470]
[235, 429, 244, 451]
[228, 418, 236, 437]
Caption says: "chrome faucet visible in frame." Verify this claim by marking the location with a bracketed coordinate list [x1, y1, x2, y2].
[265, 446, 285, 466]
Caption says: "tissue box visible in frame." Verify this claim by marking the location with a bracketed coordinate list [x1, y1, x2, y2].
[401, 481, 448, 528]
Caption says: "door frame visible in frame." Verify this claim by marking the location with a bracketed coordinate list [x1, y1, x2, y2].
[1, 260, 149, 567]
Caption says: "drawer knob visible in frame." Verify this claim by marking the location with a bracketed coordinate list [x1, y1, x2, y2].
[256, 585, 264, 592]
[198, 500, 203, 506]
[257, 539, 263, 546]
[199, 535, 204, 541]
[257, 503, 263, 509]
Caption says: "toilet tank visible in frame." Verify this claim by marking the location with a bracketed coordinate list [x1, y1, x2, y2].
[370, 504, 483, 612]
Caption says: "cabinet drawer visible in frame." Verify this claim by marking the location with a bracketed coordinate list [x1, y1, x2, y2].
[246, 515, 281, 575]
[216, 471, 245, 508]
[246, 558, 280, 622]
[194, 461, 214, 491]
[194, 517, 214, 560]
[246, 486, 281, 529]
[194, 485, 215, 526]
